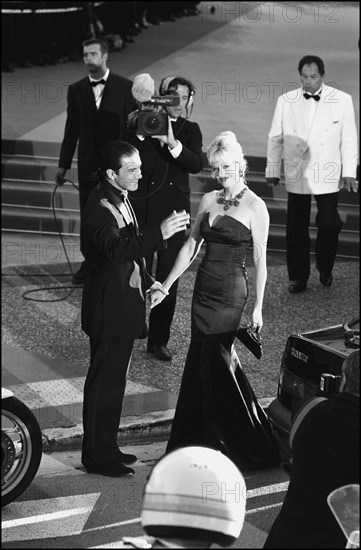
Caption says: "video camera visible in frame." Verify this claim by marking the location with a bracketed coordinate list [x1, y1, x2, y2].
[131, 74, 180, 136]
[138, 93, 180, 136]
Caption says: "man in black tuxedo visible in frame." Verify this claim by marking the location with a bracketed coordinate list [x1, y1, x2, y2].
[55, 38, 136, 284]
[264, 350, 359, 548]
[129, 76, 203, 361]
[81, 141, 190, 476]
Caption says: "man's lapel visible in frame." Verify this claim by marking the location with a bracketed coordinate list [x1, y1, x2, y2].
[83, 78, 97, 113]
[307, 85, 335, 145]
[98, 72, 113, 110]
[172, 117, 184, 138]
[289, 91, 308, 141]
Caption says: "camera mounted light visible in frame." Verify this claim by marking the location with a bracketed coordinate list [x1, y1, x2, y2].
[142, 94, 180, 107]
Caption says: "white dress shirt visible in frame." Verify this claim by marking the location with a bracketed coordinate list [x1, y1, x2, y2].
[89, 68, 110, 110]
[302, 84, 323, 134]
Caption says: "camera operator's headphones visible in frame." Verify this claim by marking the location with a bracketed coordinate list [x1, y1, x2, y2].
[159, 76, 195, 114]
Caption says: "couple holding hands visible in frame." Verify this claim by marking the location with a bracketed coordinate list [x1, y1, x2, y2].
[80, 126, 279, 477]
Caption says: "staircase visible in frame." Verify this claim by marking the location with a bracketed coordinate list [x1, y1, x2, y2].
[2, 142, 359, 258]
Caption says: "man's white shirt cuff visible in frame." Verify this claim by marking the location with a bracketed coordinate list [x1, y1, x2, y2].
[168, 140, 182, 158]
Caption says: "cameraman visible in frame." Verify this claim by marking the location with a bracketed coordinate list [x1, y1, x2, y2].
[128, 76, 203, 362]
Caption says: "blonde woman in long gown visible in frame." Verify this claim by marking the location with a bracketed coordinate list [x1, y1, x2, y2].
[150, 131, 280, 471]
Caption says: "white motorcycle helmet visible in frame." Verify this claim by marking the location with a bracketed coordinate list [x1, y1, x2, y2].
[141, 446, 246, 546]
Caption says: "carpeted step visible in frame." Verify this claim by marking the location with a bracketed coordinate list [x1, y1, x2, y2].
[2, 150, 359, 257]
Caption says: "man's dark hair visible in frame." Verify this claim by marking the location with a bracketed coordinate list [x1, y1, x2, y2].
[83, 38, 109, 55]
[298, 55, 325, 76]
[160, 76, 196, 98]
[342, 350, 359, 395]
[99, 141, 138, 172]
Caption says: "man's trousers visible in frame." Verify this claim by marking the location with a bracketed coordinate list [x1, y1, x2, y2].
[82, 336, 134, 464]
[146, 231, 186, 347]
[286, 191, 343, 282]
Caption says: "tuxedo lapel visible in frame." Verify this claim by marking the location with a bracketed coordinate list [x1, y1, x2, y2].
[307, 87, 335, 145]
[290, 96, 308, 141]
[100, 180, 135, 227]
[82, 79, 97, 113]
[172, 117, 185, 138]
[118, 201, 133, 226]
[98, 73, 113, 110]
[98, 72, 121, 111]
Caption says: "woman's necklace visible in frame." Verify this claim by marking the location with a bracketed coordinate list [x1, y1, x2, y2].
[217, 184, 248, 211]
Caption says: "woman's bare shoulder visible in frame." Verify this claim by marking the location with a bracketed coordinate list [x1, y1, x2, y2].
[200, 190, 218, 207]
[246, 188, 269, 221]
[247, 188, 267, 208]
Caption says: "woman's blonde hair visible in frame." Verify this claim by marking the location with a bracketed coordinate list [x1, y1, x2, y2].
[207, 131, 247, 177]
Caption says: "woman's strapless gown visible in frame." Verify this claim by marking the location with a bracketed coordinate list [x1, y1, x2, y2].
[166, 213, 280, 471]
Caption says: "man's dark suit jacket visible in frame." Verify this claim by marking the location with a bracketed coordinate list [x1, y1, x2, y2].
[264, 392, 359, 548]
[59, 72, 135, 190]
[128, 117, 203, 227]
[81, 179, 164, 341]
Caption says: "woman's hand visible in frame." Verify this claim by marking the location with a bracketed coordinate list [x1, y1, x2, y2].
[147, 281, 168, 309]
[251, 308, 263, 332]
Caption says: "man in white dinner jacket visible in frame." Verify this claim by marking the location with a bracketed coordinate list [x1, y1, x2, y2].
[266, 55, 358, 294]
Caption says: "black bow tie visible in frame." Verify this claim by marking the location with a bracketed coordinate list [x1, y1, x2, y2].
[90, 79, 106, 87]
[304, 92, 321, 102]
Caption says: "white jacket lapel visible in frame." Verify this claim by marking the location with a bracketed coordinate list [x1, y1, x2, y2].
[290, 96, 308, 141]
[307, 86, 335, 145]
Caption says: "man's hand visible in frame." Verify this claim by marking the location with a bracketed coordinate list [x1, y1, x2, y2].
[127, 109, 139, 129]
[147, 281, 169, 309]
[55, 168, 67, 186]
[266, 177, 280, 187]
[339, 177, 359, 193]
[151, 117, 177, 149]
[147, 280, 169, 295]
[149, 289, 167, 309]
[160, 210, 190, 240]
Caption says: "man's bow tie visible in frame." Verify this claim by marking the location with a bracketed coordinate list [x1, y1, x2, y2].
[303, 92, 320, 102]
[90, 79, 106, 87]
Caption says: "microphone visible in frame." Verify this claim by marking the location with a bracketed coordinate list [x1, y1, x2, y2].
[132, 73, 155, 103]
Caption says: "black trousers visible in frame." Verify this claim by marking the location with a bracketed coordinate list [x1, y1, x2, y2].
[82, 336, 134, 464]
[286, 192, 343, 282]
[146, 231, 185, 346]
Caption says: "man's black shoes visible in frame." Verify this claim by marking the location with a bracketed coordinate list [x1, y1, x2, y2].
[117, 450, 137, 464]
[147, 344, 172, 361]
[319, 271, 333, 287]
[316, 264, 333, 287]
[288, 280, 307, 294]
[288, 272, 333, 292]
[82, 460, 135, 477]
[82, 448, 137, 476]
